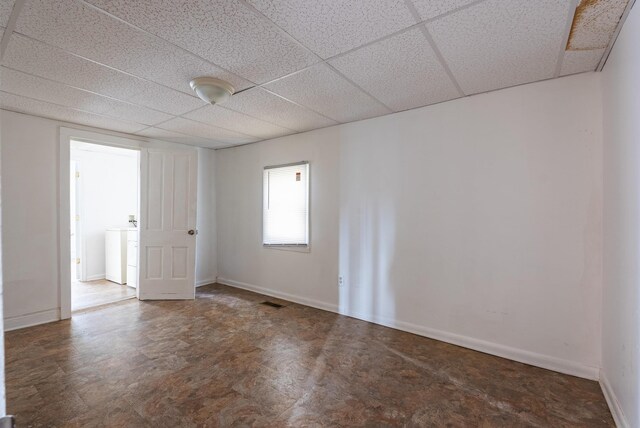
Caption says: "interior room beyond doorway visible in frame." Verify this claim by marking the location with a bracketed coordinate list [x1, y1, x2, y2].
[70, 141, 140, 311]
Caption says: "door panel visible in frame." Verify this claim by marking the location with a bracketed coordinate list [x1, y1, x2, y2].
[139, 148, 197, 300]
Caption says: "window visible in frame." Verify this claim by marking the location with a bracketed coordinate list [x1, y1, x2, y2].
[263, 162, 309, 246]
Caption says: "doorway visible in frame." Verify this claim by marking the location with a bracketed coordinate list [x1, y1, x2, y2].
[70, 141, 140, 311]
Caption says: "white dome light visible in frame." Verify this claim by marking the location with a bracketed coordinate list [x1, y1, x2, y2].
[189, 77, 235, 105]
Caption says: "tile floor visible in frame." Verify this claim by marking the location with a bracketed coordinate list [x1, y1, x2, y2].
[6, 284, 614, 426]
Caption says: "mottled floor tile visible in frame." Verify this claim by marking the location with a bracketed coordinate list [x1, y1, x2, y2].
[6, 284, 614, 427]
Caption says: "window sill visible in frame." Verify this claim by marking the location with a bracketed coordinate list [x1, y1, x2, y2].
[263, 244, 310, 253]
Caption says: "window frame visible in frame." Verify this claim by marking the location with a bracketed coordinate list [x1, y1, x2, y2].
[262, 161, 310, 251]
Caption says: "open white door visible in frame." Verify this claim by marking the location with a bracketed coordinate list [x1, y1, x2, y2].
[139, 148, 197, 300]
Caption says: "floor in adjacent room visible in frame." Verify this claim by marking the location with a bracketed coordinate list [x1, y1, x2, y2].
[6, 284, 614, 427]
[72, 278, 136, 311]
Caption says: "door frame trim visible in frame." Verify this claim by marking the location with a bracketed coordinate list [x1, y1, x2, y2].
[59, 128, 145, 319]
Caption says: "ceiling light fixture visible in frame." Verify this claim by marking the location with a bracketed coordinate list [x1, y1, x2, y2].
[189, 77, 235, 105]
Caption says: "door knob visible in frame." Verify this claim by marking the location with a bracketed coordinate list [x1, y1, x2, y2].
[188, 229, 196, 235]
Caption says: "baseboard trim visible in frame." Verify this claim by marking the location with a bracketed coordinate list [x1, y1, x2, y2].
[196, 278, 216, 288]
[600, 370, 629, 428]
[85, 274, 106, 282]
[217, 277, 338, 313]
[345, 310, 600, 380]
[4, 308, 60, 331]
[217, 277, 598, 380]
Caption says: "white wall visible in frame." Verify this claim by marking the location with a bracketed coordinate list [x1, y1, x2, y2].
[216, 72, 603, 379]
[71, 143, 138, 281]
[601, 3, 640, 427]
[216, 131, 340, 310]
[195, 147, 217, 286]
[0, 115, 6, 414]
[1, 111, 60, 327]
[0, 109, 216, 330]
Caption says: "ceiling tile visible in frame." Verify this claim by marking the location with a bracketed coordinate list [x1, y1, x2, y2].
[3, 34, 204, 116]
[246, 0, 415, 59]
[157, 117, 259, 145]
[566, 0, 629, 51]
[0, 66, 115, 112]
[3, 34, 144, 101]
[96, 100, 172, 126]
[263, 63, 392, 122]
[136, 127, 217, 147]
[0, 67, 172, 125]
[126, 81, 204, 116]
[16, 0, 250, 94]
[560, 49, 605, 76]
[329, 27, 460, 112]
[428, 0, 569, 95]
[183, 105, 293, 140]
[0, 91, 146, 133]
[144, 43, 252, 95]
[83, 0, 319, 83]
[223, 87, 338, 132]
[409, 0, 479, 21]
[1, 0, 15, 27]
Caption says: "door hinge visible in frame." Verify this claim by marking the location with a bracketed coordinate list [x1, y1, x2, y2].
[75, 171, 80, 178]
[76, 258, 81, 265]
[75, 214, 80, 221]
[0, 416, 15, 428]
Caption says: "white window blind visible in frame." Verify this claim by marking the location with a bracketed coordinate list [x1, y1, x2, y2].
[263, 162, 309, 246]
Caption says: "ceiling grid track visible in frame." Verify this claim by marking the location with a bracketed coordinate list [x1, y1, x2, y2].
[403, 0, 466, 98]
[8, 32, 200, 99]
[78, 0, 254, 88]
[1, 33, 302, 141]
[235, 0, 394, 115]
[80, 0, 350, 125]
[1, 64, 185, 117]
[0, 89, 148, 130]
[0, 0, 26, 60]
[597, 0, 637, 70]
[82, 0, 372, 131]
[0, 0, 631, 149]
[555, 0, 581, 78]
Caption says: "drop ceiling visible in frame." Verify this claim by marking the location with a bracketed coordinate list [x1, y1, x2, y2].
[0, 0, 632, 149]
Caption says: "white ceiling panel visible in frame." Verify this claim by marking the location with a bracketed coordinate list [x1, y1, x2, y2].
[0, 67, 172, 126]
[142, 42, 252, 95]
[409, 0, 479, 21]
[15, 0, 249, 94]
[223, 87, 338, 132]
[0, 91, 146, 133]
[246, 0, 415, 59]
[0, 66, 117, 113]
[3, 34, 145, 101]
[184, 105, 293, 140]
[84, 0, 319, 84]
[428, 0, 569, 95]
[329, 27, 460, 112]
[136, 127, 216, 147]
[126, 81, 204, 117]
[3, 34, 204, 116]
[0, 0, 15, 27]
[94, 99, 172, 126]
[264, 63, 392, 122]
[560, 49, 605, 76]
[0, 0, 630, 149]
[157, 117, 259, 145]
